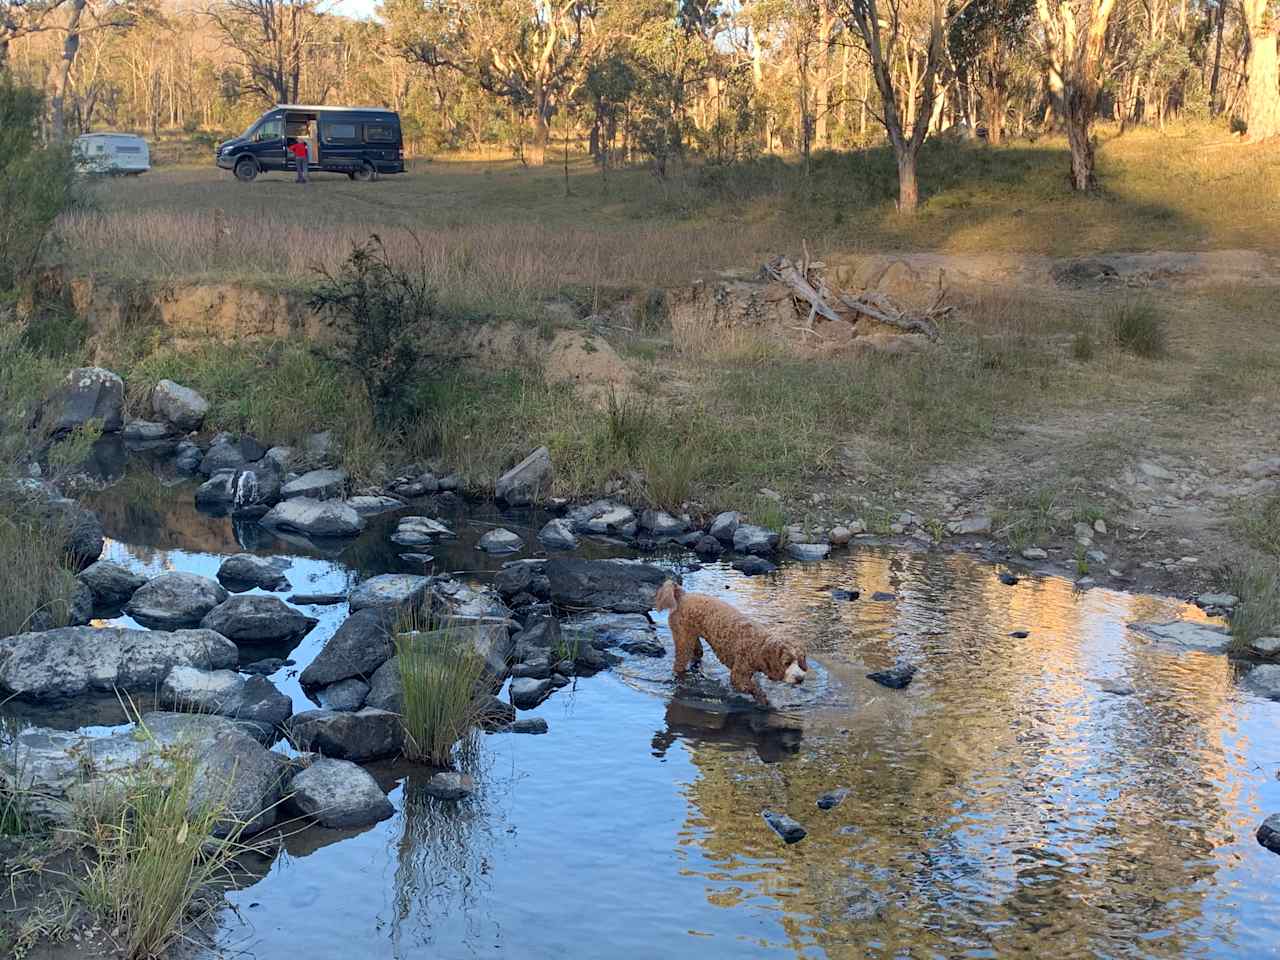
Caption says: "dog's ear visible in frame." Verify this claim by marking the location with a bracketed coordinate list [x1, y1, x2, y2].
[655, 580, 680, 611]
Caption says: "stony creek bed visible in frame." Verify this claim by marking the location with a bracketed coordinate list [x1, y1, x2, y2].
[4, 457, 1280, 960]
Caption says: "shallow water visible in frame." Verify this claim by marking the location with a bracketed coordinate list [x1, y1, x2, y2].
[24, 471, 1280, 958]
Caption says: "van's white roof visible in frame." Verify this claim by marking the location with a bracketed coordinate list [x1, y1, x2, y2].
[75, 132, 147, 140]
[275, 104, 396, 113]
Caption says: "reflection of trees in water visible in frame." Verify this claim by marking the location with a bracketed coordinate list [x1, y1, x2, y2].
[672, 550, 1242, 958]
[390, 755, 510, 957]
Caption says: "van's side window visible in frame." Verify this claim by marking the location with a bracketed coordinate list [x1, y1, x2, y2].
[365, 124, 397, 143]
[324, 122, 359, 142]
[254, 119, 283, 141]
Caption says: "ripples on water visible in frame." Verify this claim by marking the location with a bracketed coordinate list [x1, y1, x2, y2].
[30, 476, 1279, 958]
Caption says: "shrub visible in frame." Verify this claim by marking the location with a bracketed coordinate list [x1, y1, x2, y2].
[0, 79, 80, 291]
[395, 614, 486, 766]
[309, 234, 452, 430]
[1108, 299, 1167, 358]
[77, 733, 252, 960]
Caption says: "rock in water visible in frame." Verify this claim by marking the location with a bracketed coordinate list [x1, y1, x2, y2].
[867, 665, 917, 689]
[733, 524, 780, 555]
[693, 535, 724, 558]
[509, 677, 553, 710]
[289, 758, 394, 829]
[391, 516, 455, 546]
[160, 666, 292, 733]
[261, 498, 364, 538]
[1258, 814, 1280, 854]
[510, 717, 549, 734]
[946, 516, 992, 536]
[830, 588, 859, 602]
[538, 518, 579, 550]
[347, 574, 430, 613]
[217, 554, 290, 591]
[816, 788, 850, 810]
[423, 771, 475, 800]
[1130, 620, 1233, 654]
[709, 511, 741, 543]
[762, 809, 806, 844]
[495, 446, 553, 506]
[151, 379, 209, 432]
[1009, 630, 1030, 639]
[998, 572, 1020, 586]
[732, 557, 777, 576]
[640, 510, 687, 537]
[201, 595, 318, 645]
[315, 677, 371, 712]
[78, 559, 146, 609]
[125, 572, 228, 629]
[477, 528, 524, 553]
[786, 543, 830, 562]
[281, 468, 348, 501]
[285, 708, 404, 762]
[870, 591, 896, 602]
[0, 627, 239, 701]
[299, 609, 397, 690]
[46, 367, 124, 436]
[1246, 664, 1280, 700]
[541, 558, 669, 613]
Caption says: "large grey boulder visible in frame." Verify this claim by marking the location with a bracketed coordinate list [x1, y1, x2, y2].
[0, 713, 285, 835]
[640, 510, 687, 537]
[1259, 814, 1280, 854]
[217, 553, 290, 592]
[288, 758, 394, 828]
[152, 379, 209, 432]
[161, 666, 293, 732]
[348, 574, 430, 613]
[0, 627, 237, 701]
[347, 495, 405, 517]
[509, 677, 552, 710]
[542, 558, 670, 613]
[315, 677, 371, 712]
[39, 498, 103, 569]
[231, 465, 283, 513]
[299, 609, 396, 691]
[195, 470, 237, 508]
[1246, 664, 1280, 700]
[364, 657, 402, 713]
[201, 595, 318, 645]
[495, 446, 552, 506]
[261, 498, 364, 538]
[78, 559, 146, 610]
[121, 420, 173, 444]
[47, 367, 124, 436]
[537, 518, 579, 550]
[733, 524, 780, 555]
[281, 468, 348, 501]
[199, 438, 248, 476]
[125, 572, 228, 629]
[786, 543, 830, 562]
[710, 511, 741, 543]
[285, 708, 403, 762]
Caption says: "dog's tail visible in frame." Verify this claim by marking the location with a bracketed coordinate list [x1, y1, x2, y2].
[654, 579, 684, 612]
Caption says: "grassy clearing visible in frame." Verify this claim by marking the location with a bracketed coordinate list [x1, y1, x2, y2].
[56, 125, 1280, 304]
[76, 734, 251, 960]
[395, 616, 486, 766]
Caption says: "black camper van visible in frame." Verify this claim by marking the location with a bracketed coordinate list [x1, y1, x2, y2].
[215, 105, 404, 182]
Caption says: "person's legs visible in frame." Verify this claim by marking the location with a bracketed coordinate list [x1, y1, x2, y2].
[296, 153, 307, 183]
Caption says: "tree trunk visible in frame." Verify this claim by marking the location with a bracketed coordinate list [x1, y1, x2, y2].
[1245, 19, 1280, 140]
[529, 109, 549, 165]
[896, 149, 919, 213]
[1208, 0, 1225, 114]
[1065, 101, 1096, 190]
[50, 0, 88, 141]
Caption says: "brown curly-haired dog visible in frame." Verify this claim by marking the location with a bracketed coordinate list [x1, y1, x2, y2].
[655, 580, 808, 707]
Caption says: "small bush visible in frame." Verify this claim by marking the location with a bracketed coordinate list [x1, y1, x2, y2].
[1071, 330, 1095, 361]
[1108, 299, 1167, 358]
[77, 734, 252, 960]
[396, 614, 486, 766]
[309, 234, 453, 430]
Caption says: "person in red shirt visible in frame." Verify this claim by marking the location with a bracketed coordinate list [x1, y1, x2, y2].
[288, 135, 309, 183]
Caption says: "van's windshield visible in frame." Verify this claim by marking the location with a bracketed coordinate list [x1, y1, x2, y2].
[240, 115, 270, 139]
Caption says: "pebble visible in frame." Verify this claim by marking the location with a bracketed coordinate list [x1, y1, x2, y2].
[870, 591, 896, 602]
[830, 588, 860, 602]
[423, 772, 475, 801]
[1008, 630, 1030, 639]
[998, 572, 1020, 586]
[867, 665, 916, 689]
[816, 788, 850, 810]
[1021, 547, 1048, 561]
[732, 557, 777, 577]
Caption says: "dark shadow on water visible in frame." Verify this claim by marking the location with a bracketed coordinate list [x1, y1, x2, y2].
[652, 698, 804, 763]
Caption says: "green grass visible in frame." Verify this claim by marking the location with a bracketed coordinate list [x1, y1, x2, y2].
[0, 502, 80, 639]
[1108, 298, 1167, 358]
[76, 729, 253, 960]
[1222, 563, 1280, 652]
[395, 617, 487, 766]
[1235, 493, 1280, 559]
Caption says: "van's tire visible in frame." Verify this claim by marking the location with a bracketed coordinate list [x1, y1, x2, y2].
[346, 171, 356, 180]
[352, 162, 376, 182]
[234, 158, 258, 182]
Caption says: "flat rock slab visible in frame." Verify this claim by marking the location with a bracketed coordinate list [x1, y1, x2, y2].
[286, 708, 404, 762]
[282, 468, 348, 501]
[124, 572, 228, 629]
[762, 809, 806, 844]
[537, 518, 579, 550]
[542, 558, 670, 613]
[786, 543, 830, 562]
[289, 758, 394, 829]
[201, 595, 318, 644]
[217, 554, 290, 591]
[348, 574, 430, 613]
[1130, 620, 1233, 654]
[161, 665, 293, 731]
[0, 627, 237, 702]
[261, 498, 364, 538]
[391, 516, 455, 546]
[347, 495, 406, 516]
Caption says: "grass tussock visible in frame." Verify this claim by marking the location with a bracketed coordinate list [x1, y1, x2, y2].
[76, 734, 251, 960]
[1222, 563, 1280, 652]
[1108, 298, 1167, 358]
[0, 504, 80, 639]
[395, 614, 487, 766]
[1234, 493, 1280, 559]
